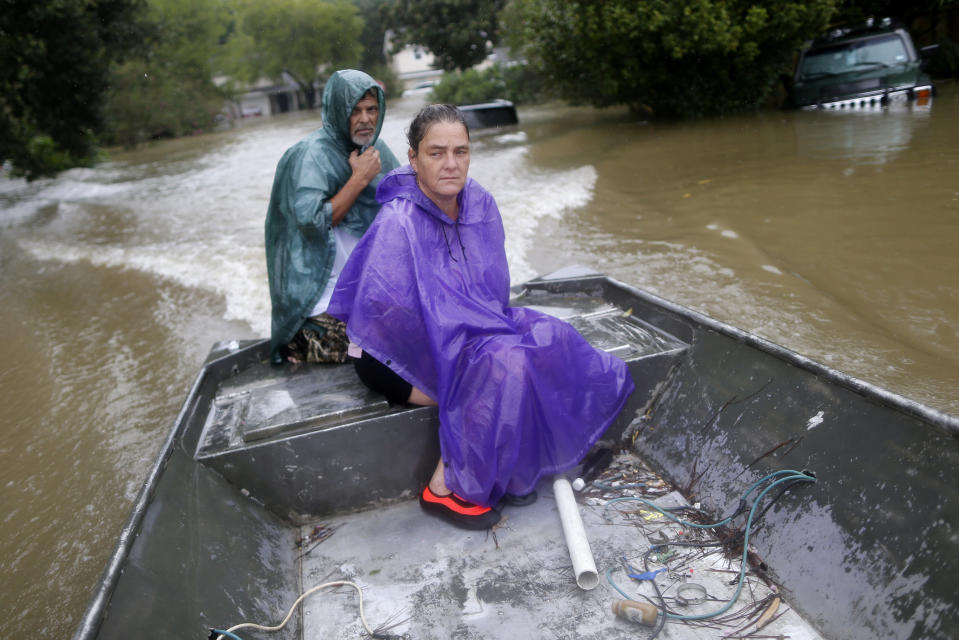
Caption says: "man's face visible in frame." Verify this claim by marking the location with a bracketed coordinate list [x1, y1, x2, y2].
[349, 93, 379, 147]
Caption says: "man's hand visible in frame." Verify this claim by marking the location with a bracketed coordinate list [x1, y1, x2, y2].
[330, 147, 383, 226]
[349, 147, 381, 186]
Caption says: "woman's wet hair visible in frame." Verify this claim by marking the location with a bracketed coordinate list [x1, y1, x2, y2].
[407, 104, 470, 154]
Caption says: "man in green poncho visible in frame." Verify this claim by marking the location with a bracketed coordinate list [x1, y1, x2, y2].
[265, 69, 400, 365]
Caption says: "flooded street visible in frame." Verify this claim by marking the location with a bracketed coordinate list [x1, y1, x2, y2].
[2, 85, 958, 637]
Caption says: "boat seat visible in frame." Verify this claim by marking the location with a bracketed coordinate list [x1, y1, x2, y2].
[194, 297, 688, 521]
[195, 361, 392, 458]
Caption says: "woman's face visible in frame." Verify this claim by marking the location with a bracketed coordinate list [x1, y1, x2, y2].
[409, 121, 470, 206]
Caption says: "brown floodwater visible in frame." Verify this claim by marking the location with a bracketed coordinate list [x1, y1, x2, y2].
[1, 84, 957, 637]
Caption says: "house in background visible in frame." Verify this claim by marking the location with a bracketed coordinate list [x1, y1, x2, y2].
[220, 42, 443, 121]
[389, 43, 444, 93]
[217, 72, 308, 120]
[388, 39, 512, 96]
[220, 33, 510, 120]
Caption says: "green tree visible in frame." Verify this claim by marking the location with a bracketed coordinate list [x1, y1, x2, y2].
[103, 0, 232, 147]
[387, 0, 507, 71]
[351, 0, 403, 96]
[353, 0, 390, 67]
[0, 0, 149, 180]
[431, 64, 551, 105]
[505, 0, 839, 118]
[226, 0, 364, 108]
[833, 0, 959, 27]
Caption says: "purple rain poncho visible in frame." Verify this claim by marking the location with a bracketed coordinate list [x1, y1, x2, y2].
[327, 167, 635, 506]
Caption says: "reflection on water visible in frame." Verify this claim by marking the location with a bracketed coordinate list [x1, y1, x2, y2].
[794, 102, 931, 164]
[1, 85, 958, 637]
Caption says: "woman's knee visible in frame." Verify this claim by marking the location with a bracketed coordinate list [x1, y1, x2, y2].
[408, 387, 437, 406]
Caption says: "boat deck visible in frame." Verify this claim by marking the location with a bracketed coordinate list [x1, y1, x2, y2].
[76, 270, 959, 640]
[197, 276, 823, 638]
[294, 453, 824, 640]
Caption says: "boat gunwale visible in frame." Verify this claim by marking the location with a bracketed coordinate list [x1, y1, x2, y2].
[527, 271, 959, 437]
[71, 340, 269, 640]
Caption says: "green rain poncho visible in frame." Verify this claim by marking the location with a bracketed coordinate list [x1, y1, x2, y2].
[265, 69, 399, 363]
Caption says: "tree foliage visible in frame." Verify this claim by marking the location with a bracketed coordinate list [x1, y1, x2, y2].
[833, 0, 959, 28]
[226, 0, 364, 108]
[0, 0, 149, 179]
[350, 0, 403, 97]
[387, 0, 507, 71]
[4, 0, 955, 181]
[505, 0, 839, 117]
[353, 0, 391, 67]
[103, 0, 232, 147]
[431, 64, 551, 105]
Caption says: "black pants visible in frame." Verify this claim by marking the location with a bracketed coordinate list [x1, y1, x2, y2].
[351, 350, 413, 405]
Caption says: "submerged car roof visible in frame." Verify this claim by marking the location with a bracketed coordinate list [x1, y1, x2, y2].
[804, 17, 911, 52]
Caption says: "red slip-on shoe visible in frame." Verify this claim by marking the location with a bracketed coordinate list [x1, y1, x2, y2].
[419, 486, 502, 530]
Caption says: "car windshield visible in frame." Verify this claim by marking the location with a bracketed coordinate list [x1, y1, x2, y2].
[799, 34, 909, 79]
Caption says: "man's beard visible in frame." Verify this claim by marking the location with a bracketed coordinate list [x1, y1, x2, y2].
[351, 131, 374, 147]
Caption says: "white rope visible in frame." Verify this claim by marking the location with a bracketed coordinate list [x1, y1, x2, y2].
[215, 580, 374, 639]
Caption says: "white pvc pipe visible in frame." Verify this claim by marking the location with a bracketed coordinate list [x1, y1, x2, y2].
[553, 476, 599, 590]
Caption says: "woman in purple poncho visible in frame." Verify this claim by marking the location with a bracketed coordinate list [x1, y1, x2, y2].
[327, 105, 635, 530]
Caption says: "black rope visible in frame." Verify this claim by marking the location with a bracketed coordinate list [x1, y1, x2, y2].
[440, 221, 468, 262]
[440, 224, 457, 261]
[454, 219, 468, 262]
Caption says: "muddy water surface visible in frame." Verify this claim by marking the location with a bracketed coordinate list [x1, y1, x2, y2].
[1, 86, 957, 636]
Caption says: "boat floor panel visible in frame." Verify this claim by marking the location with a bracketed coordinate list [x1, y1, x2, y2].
[197, 362, 391, 456]
[297, 454, 823, 640]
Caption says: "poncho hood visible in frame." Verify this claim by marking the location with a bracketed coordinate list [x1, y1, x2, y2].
[321, 69, 387, 151]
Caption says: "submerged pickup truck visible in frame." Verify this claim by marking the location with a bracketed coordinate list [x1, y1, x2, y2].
[786, 18, 937, 110]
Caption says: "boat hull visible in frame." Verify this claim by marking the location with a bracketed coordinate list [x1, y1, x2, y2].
[74, 268, 959, 640]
